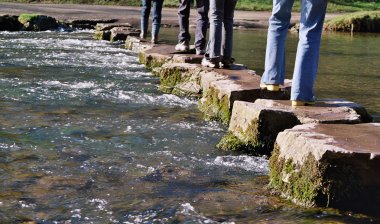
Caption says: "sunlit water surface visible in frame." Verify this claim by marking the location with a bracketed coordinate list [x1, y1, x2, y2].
[0, 30, 378, 223]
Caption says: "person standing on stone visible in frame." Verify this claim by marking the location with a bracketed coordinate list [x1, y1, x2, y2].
[140, 0, 164, 44]
[174, 0, 209, 55]
[260, 0, 328, 106]
[201, 0, 238, 68]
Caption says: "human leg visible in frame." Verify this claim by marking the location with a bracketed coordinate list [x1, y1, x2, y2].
[221, 0, 237, 64]
[141, 0, 152, 38]
[195, 0, 209, 54]
[177, 0, 191, 43]
[291, 0, 327, 102]
[151, 0, 164, 43]
[261, 0, 294, 86]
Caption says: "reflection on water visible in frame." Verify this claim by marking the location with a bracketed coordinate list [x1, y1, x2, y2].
[0, 30, 378, 223]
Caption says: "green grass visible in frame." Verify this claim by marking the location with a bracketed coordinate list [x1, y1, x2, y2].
[18, 13, 40, 24]
[1, 0, 380, 12]
[325, 10, 380, 31]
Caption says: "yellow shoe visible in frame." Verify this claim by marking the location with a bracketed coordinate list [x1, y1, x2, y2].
[260, 83, 280, 91]
[291, 99, 316, 106]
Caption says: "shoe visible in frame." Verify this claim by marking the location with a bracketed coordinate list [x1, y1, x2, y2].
[221, 57, 235, 68]
[175, 41, 190, 52]
[140, 32, 146, 39]
[151, 36, 158, 44]
[201, 56, 220, 68]
[291, 97, 317, 106]
[196, 48, 206, 55]
[260, 83, 280, 91]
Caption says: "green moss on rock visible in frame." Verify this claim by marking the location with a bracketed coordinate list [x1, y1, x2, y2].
[18, 14, 40, 24]
[138, 52, 168, 71]
[269, 145, 362, 207]
[159, 67, 183, 94]
[199, 88, 231, 124]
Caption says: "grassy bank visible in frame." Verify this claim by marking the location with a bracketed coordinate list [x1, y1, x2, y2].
[325, 11, 380, 32]
[1, 0, 380, 12]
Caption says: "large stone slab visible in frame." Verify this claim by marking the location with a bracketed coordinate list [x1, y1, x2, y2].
[94, 22, 132, 40]
[218, 99, 373, 154]
[125, 36, 152, 52]
[199, 71, 291, 124]
[18, 14, 58, 31]
[109, 26, 140, 42]
[269, 123, 380, 212]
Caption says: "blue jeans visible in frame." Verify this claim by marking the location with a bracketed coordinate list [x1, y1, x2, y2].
[178, 0, 209, 50]
[206, 0, 237, 60]
[141, 0, 164, 37]
[261, 0, 328, 101]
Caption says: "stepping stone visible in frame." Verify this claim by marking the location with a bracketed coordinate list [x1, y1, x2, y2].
[270, 123, 380, 212]
[218, 99, 372, 154]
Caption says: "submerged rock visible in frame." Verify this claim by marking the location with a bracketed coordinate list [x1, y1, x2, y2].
[269, 123, 380, 212]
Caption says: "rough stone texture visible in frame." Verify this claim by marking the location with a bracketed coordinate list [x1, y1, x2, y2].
[95, 22, 131, 31]
[66, 19, 118, 29]
[138, 44, 174, 71]
[18, 14, 58, 31]
[199, 69, 291, 124]
[270, 123, 380, 212]
[220, 99, 372, 154]
[0, 15, 22, 31]
[94, 23, 132, 40]
[109, 27, 140, 42]
[125, 36, 152, 52]
[158, 63, 206, 97]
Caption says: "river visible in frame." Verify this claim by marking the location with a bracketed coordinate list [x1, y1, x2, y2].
[0, 29, 378, 223]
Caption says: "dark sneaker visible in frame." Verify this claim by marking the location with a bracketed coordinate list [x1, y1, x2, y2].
[151, 36, 158, 44]
[221, 57, 235, 68]
[175, 41, 190, 52]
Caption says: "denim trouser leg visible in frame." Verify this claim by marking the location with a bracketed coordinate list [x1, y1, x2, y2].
[141, 0, 152, 34]
[207, 0, 224, 59]
[221, 0, 237, 59]
[178, 0, 191, 43]
[194, 0, 209, 50]
[261, 0, 294, 85]
[152, 0, 164, 37]
[291, 0, 327, 101]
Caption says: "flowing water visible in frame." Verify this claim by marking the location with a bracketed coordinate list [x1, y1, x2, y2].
[0, 30, 379, 223]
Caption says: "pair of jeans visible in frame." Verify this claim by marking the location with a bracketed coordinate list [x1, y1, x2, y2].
[141, 0, 164, 38]
[261, 0, 328, 101]
[206, 0, 238, 60]
[178, 0, 209, 50]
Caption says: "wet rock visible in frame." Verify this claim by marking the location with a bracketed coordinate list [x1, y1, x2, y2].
[138, 44, 174, 71]
[110, 27, 140, 42]
[125, 36, 152, 52]
[158, 63, 206, 97]
[0, 15, 22, 31]
[141, 165, 192, 182]
[199, 70, 291, 124]
[269, 123, 380, 212]
[18, 14, 58, 31]
[94, 23, 132, 40]
[219, 99, 372, 154]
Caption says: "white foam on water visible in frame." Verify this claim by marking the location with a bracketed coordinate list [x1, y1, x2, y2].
[41, 80, 97, 89]
[209, 155, 269, 174]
